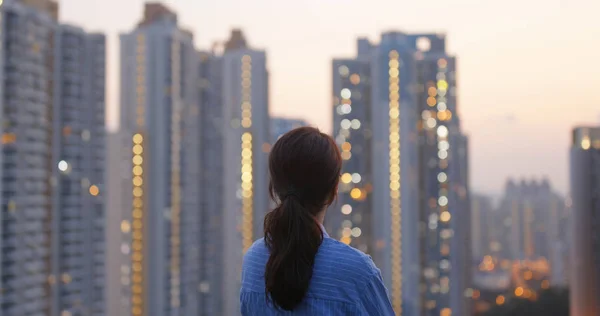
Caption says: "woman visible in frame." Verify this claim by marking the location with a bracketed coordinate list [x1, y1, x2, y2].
[240, 127, 394, 315]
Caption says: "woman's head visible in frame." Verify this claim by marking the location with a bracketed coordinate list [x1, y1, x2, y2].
[263, 126, 342, 310]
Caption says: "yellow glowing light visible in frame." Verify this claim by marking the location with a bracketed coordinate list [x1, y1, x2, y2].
[241, 172, 253, 182]
[440, 211, 451, 222]
[350, 188, 362, 200]
[437, 111, 448, 121]
[133, 155, 143, 165]
[496, 295, 505, 305]
[581, 137, 591, 150]
[241, 119, 252, 128]
[389, 52, 402, 314]
[242, 133, 252, 142]
[133, 177, 143, 187]
[133, 134, 143, 144]
[341, 173, 353, 184]
[133, 145, 143, 155]
[342, 227, 352, 238]
[133, 166, 143, 176]
[428, 87, 437, 96]
[427, 97, 436, 107]
[341, 151, 352, 160]
[437, 80, 448, 90]
[441, 308, 452, 316]
[62, 274, 72, 284]
[341, 142, 352, 151]
[350, 74, 360, 85]
[524, 270, 533, 280]
[1, 133, 16, 144]
[89, 185, 100, 196]
[121, 220, 131, 233]
[340, 236, 352, 245]
[515, 287, 524, 297]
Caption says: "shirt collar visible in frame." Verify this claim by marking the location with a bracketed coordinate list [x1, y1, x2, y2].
[319, 223, 329, 238]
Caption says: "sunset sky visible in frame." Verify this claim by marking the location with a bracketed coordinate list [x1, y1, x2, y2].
[60, 0, 600, 195]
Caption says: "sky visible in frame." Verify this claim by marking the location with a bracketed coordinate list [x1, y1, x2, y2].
[59, 0, 600, 195]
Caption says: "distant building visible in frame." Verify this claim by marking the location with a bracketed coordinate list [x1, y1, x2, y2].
[1, 1, 106, 315]
[0, 1, 56, 314]
[570, 127, 600, 316]
[327, 49, 372, 258]
[197, 51, 225, 316]
[220, 29, 270, 316]
[497, 179, 563, 262]
[106, 131, 128, 316]
[271, 117, 307, 142]
[52, 24, 107, 316]
[328, 32, 471, 316]
[471, 194, 496, 259]
[119, 3, 200, 315]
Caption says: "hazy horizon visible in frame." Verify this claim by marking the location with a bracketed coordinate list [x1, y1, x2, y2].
[59, 0, 600, 195]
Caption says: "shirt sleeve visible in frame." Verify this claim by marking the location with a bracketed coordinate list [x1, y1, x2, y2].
[359, 269, 396, 316]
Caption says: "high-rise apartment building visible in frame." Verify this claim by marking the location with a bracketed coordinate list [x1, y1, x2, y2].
[497, 179, 563, 262]
[197, 50, 225, 316]
[106, 131, 129, 316]
[570, 127, 600, 316]
[220, 29, 270, 316]
[413, 34, 471, 316]
[0, 1, 56, 314]
[471, 194, 496, 259]
[195, 30, 271, 315]
[1, 1, 106, 315]
[326, 47, 372, 256]
[119, 4, 200, 315]
[271, 117, 307, 142]
[329, 32, 471, 316]
[50, 24, 106, 316]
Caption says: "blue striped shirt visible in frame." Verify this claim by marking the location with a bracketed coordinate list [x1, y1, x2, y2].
[240, 228, 395, 315]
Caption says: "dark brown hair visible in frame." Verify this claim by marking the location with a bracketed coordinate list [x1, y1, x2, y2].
[263, 126, 342, 310]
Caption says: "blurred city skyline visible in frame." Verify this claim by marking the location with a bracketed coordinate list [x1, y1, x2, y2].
[58, 0, 600, 194]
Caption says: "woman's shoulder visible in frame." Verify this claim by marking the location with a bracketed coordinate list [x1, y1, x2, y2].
[317, 237, 380, 278]
[243, 238, 269, 263]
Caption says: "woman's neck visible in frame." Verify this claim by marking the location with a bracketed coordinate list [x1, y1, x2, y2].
[315, 210, 325, 225]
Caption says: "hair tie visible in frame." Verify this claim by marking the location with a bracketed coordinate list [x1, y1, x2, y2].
[282, 189, 301, 201]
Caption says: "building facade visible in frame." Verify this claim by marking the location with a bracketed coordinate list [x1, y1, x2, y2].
[119, 4, 200, 316]
[570, 127, 600, 316]
[220, 29, 270, 316]
[329, 32, 471, 316]
[271, 117, 307, 142]
[0, 1, 56, 314]
[497, 179, 563, 262]
[1, 1, 106, 315]
[471, 194, 496, 260]
[51, 25, 106, 316]
[197, 50, 224, 316]
[326, 50, 372, 258]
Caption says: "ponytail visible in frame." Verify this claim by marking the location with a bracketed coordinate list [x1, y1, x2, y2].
[263, 193, 323, 310]
[263, 126, 342, 310]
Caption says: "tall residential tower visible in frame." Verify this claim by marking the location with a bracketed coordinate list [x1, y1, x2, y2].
[220, 29, 270, 316]
[1, 1, 107, 315]
[119, 4, 200, 315]
[51, 24, 106, 316]
[329, 32, 471, 316]
[570, 127, 600, 316]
